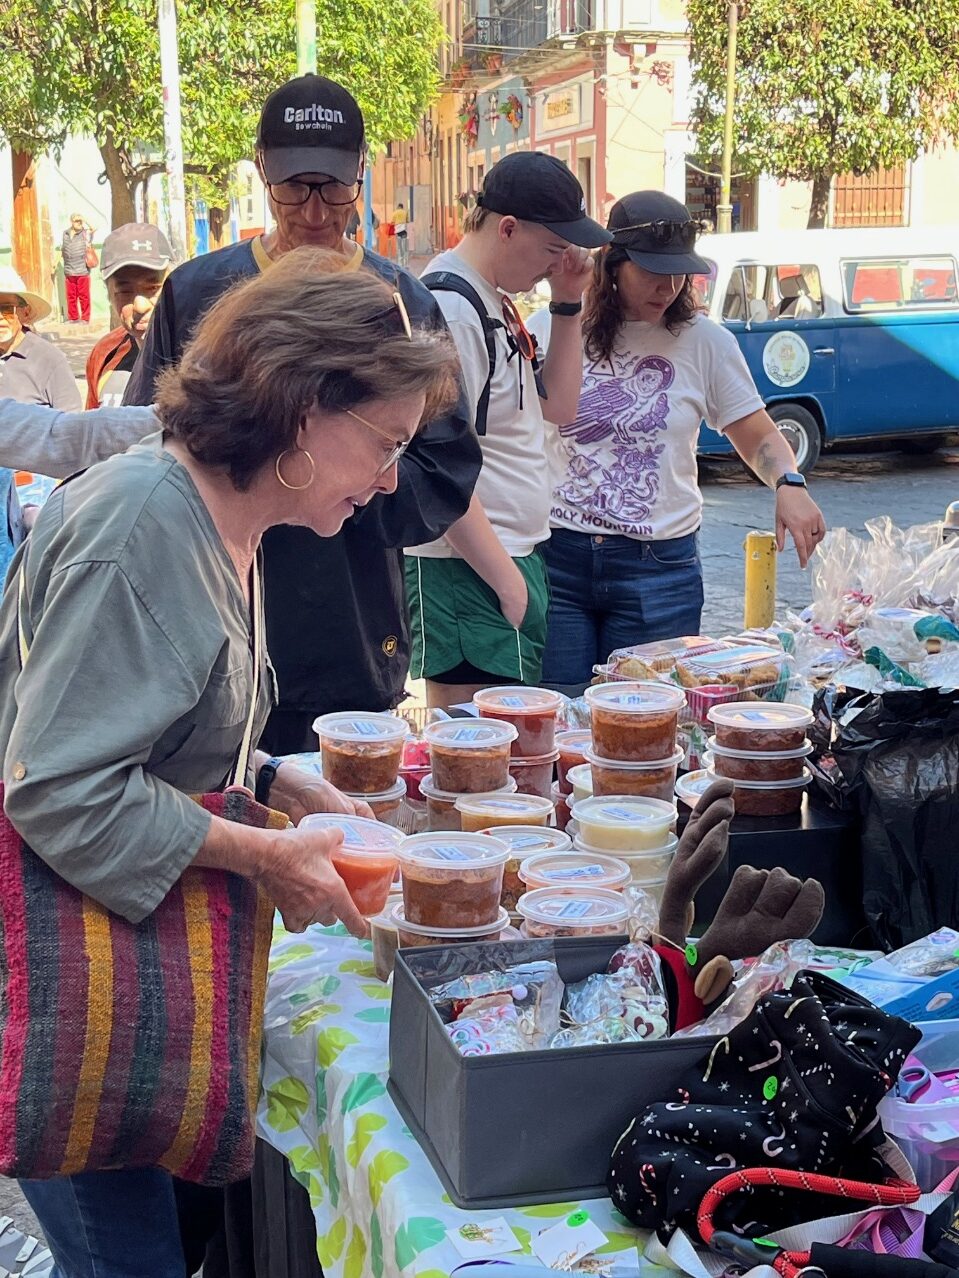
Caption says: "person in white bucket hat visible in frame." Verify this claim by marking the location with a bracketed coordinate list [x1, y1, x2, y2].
[0, 267, 80, 411]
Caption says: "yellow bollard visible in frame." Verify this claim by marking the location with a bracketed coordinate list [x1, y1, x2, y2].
[744, 531, 777, 630]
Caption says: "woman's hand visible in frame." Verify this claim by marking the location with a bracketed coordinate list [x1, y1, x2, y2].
[269, 761, 374, 824]
[497, 562, 529, 630]
[775, 486, 827, 569]
[258, 826, 368, 937]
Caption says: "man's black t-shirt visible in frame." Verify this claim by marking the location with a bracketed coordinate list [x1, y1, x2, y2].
[123, 239, 479, 719]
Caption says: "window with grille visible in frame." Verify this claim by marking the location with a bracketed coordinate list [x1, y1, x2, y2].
[832, 166, 908, 227]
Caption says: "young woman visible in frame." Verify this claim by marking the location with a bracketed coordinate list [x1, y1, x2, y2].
[532, 191, 826, 694]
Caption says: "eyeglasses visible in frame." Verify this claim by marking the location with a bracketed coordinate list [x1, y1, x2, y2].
[500, 296, 537, 362]
[268, 178, 362, 207]
[612, 219, 706, 249]
[0, 301, 23, 318]
[363, 291, 413, 341]
[345, 408, 412, 475]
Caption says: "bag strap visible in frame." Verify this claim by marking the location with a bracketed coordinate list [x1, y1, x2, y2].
[421, 270, 500, 437]
[16, 568, 28, 669]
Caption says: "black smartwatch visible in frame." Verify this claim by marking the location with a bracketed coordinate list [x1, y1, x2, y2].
[775, 472, 807, 491]
[255, 756, 284, 805]
[548, 300, 583, 316]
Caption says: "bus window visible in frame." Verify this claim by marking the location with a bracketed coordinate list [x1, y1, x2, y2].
[842, 256, 959, 311]
[721, 267, 748, 320]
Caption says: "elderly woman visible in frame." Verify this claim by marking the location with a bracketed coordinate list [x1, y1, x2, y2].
[0, 248, 459, 1276]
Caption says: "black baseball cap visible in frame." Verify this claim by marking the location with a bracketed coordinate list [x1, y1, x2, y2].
[256, 74, 366, 186]
[476, 152, 611, 249]
[607, 191, 710, 275]
[100, 223, 172, 280]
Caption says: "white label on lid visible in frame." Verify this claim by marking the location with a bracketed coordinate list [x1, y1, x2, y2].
[544, 864, 605, 881]
[509, 834, 546, 849]
[599, 805, 647, 821]
[480, 800, 524, 812]
[499, 696, 526, 708]
[446, 726, 492, 741]
[431, 845, 471, 861]
[554, 900, 595, 918]
[342, 720, 381, 736]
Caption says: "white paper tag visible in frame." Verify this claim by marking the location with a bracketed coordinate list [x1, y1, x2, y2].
[447, 1217, 523, 1259]
[531, 1210, 608, 1270]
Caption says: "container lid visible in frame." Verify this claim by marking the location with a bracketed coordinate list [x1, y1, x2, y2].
[706, 735, 813, 761]
[608, 636, 721, 666]
[424, 718, 518, 750]
[556, 729, 593, 750]
[299, 813, 404, 854]
[419, 774, 517, 802]
[684, 644, 788, 676]
[510, 749, 561, 767]
[479, 826, 572, 855]
[572, 832, 679, 860]
[570, 795, 678, 829]
[707, 702, 813, 732]
[313, 711, 410, 744]
[584, 681, 686, 714]
[675, 769, 712, 807]
[390, 901, 509, 938]
[566, 763, 594, 793]
[473, 686, 564, 715]
[705, 765, 812, 791]
[342, 778, 408, 804]
[519, 850, 631, 890]
[397, 831, 510, 869]
[584, 746, 685, 771]
[516, 887, 629, 929]
[454, 792, 555, 821]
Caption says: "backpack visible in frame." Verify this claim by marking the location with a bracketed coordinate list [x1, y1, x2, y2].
[421, 270, 501, 437]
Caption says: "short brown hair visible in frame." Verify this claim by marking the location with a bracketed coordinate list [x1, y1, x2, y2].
[155, 247, 460, 489]
[462, 205, 494, 234]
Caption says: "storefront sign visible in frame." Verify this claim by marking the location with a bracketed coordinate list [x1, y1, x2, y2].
[540, 84, 581, 133]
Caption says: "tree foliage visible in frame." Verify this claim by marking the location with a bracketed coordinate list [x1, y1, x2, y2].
[0, 0, 443, 226]
[687, 0, 959, 226]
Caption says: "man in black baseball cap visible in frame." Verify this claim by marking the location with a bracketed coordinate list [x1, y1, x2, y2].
[255, 73, 366, 189]
[475, 150, 611, 249]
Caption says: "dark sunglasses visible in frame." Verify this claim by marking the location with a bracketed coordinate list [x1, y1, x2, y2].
[612, 219, 706, 250]
[363, 291, 413, 340]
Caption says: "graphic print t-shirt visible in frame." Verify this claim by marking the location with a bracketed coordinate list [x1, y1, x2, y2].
[530, 311, 764, 541]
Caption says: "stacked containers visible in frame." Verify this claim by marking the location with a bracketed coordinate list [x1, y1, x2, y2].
[705, 703, 814, 816]
[477, 825, 573, 912]
[393, 832, 511, 947]
[314, 711, 411, 825]
[473, 687, 563, 800]
[421, 718, 520, 831]
[569, 796, 679, 904]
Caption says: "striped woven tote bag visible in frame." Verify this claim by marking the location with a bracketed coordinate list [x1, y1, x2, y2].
[0, 560, 287, 1184]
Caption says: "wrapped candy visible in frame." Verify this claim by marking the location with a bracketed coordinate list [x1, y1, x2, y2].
[446, 1002, 528, 1056]
[430, 961, 564, 1049]
[554, 942, 670, 1048]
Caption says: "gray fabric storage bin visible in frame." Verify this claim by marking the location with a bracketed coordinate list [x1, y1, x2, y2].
[388, 936, 716, 1208]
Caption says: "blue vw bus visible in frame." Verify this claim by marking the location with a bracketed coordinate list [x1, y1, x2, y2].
[694, 227, 959, 472]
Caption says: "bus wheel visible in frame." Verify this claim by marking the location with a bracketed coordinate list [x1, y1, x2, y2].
[768, 402, 821, 474]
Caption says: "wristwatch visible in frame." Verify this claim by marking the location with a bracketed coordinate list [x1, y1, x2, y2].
[255, 756, 284, 805]
[775, 472, 807, 491]
[548, 300, 583, 316]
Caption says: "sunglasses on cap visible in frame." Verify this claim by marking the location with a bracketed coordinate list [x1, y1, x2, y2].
[612, 219, 706, 250]
[363, 290, 413, 340]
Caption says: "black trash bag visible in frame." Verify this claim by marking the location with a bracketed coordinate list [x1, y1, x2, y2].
[811, 686, 959, 949]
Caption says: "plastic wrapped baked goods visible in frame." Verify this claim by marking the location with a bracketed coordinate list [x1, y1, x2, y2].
[398, 832, 509, 928]
[446, 1002, 529, 1055]
[299, 814, 402, 916]
[675, 642, 791, 697]
[707, 702, 813, 752]
[473, 686, 564, 757]
[585, 682, 685, 762]
[606, 636, 723, 677]
[586, 747, 684, 801]
[431, 963, 565, 1049]
[424, 718, 517, 794]
[515, 887, 629, 938]
[314, 711, 409, 793]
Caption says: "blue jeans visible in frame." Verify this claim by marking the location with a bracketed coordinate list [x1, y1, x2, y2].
[19, 1169, 219, 1277]
[542, 526, 704, 695]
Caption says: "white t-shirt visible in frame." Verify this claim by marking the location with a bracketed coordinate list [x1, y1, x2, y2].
[408, 250, 550, 559]
[529, 310, 764, 541]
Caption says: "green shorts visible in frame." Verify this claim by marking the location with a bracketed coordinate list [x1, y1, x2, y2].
[405, 551, 550, 684]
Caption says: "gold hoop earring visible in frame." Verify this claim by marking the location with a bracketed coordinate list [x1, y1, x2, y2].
[274, 447, 315, 491]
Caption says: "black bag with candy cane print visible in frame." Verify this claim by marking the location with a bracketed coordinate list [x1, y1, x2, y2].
[608, 971, 920, 1240]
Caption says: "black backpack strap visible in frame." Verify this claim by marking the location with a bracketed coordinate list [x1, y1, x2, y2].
[422, 270, 501, 436]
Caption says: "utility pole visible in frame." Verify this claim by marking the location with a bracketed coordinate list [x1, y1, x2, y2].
[717, 0, 739, 235]
[296, 0, 317, 73]
[158, 0, 188, 262]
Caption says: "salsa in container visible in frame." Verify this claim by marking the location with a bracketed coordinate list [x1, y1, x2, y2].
[300, 813, 403, 916]
[344, 779, 407, 826]
[314, 712, 409, 793]
[707, 703, 813, 754]
[706, 737, 812, 783]
[391, 902, 510, 949]
[508, 750, 560, 799]
[420, 774, 517, 832]
[705, 766, 811, 817]
[473, 686, 564, 757]
[397, 832, 510, 928]
[556, 729, 593, 793]
[586, 746, 684, 802]
[479, 825, 573, 911]
[585, 682, 685, 762]
[516, 887, 629, 938]
[425, 718, 517, 794]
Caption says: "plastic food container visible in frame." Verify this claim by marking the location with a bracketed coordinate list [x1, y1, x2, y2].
[684, 683, 742, 725]
[571, 795, 677, 851]
[586, 746, 684, 801]
[516, 887, 629, 938]
[398, 832, 510, 928]
[399, 738, 431, 802]
[425, 718, 518, 794]
[391, 902, 511, 950]
[314, 712, 410, 793]
[566, 763, 594, 805]
[708, 703, 814, 753]
[675, 768, 712, 809]
[420, 774, 517, 832]
[371, 907, 400, 981]
[455, 791, 554, 833]
[706, 737, 812, 783]
[607, 636, 723, 676]
[473, 686, 564, 757]
[585, 682, 685, 762]
[556, 729, 593, 793]
[519, 850, 630, 893]
[480, 826, 573, 910]
[705, 767, 811, 817]
[552, 782, 572, 833]
[508, 750, 560, 799]
[300, 813, 403, 916]
[573, 834, 678, 882]
[347, 779, 407, 826]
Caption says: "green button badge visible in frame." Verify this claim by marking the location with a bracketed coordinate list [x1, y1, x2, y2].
[763, 1076, 779, 1101]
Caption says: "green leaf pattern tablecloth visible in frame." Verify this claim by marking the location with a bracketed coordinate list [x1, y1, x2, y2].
[257, 921, 667, 1277]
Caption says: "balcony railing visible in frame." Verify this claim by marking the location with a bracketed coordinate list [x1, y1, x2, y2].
[460, 0, 593, 68]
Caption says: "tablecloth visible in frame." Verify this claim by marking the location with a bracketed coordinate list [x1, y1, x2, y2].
[257, 921, 668, 1277]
